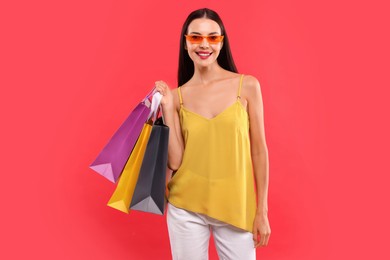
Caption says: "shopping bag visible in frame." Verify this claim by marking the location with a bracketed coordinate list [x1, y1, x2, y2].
[106, 121, 152, 213]
[106, 92, 163, 213]
[89, 87, 155, 183]
[130, 106, 169, 215]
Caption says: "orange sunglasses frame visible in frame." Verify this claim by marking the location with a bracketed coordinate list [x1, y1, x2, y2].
[185, 34, 224, 44]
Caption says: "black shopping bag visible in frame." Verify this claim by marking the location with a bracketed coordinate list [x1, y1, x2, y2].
[130, 116, 169, 215]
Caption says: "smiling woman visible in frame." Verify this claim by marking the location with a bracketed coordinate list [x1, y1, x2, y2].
[153, 7, 271, 260]
[182, 17, 226, 77]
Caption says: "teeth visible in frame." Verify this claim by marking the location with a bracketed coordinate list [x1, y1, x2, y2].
[198, 53, 211, 56]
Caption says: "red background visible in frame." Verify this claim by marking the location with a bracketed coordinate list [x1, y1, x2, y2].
[1, 0, 389, 259]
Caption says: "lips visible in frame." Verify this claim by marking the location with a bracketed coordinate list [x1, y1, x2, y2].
[196, 51, 212, 59]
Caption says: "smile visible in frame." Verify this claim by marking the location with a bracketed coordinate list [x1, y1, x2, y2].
[196, 52, 212, 59]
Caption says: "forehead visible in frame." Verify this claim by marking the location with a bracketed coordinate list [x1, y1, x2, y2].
[187, 18, 221, 34]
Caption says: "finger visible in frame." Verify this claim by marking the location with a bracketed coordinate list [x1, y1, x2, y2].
[155, 80, 164, 85]
[154, 85, 164, 93]
[159, 84, 167, 91]
[155, 83, 167, 93]
[261, 232, 270, 246]
[252, 230, 257, 247]
[155, 81, 163, 89]
[264, 232, 271, 246]
[260, 233, 266, 247]
[254, 235, 262, 248]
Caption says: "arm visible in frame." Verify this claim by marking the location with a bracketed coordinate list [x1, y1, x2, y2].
[244, 75, 271, 247]
[155, 81, 184, 171]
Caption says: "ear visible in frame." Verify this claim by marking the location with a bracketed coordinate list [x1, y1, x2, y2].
[184, 44, 188, 50]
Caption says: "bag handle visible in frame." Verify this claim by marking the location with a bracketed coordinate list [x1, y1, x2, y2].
[144, 87, 165, 124]
[145, 86, 156, 100]
[155, 104, 165, 124]
[147, 91, 163, 122]
[142, 86, 157, 108]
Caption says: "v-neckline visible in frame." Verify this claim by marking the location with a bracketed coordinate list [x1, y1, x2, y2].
[180, 100, 248, 121]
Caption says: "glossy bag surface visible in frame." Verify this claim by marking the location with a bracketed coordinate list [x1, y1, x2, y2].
[130, 116, 169, 215]
[89, 88, 155, 183]
[107, 121, 153, 213]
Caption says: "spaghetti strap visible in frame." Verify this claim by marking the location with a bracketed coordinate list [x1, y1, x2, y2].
[177, 87, 183, 106]
[237, 74, 244, 99]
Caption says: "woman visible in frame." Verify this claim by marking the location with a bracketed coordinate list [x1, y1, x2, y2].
[154, 8, 270, 259]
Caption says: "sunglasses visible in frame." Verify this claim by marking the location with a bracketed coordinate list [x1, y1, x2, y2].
[185, 34, 224, 44]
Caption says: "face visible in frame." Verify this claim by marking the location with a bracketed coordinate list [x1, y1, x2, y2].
[185, 18, 224, 68]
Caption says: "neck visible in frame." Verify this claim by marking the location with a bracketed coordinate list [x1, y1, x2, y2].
[191, 62, 224, 86]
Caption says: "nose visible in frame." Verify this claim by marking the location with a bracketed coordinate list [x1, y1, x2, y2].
[200, 37, 209, 48]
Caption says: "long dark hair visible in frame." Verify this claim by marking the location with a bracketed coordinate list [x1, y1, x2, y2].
[178, 8, 238, 86]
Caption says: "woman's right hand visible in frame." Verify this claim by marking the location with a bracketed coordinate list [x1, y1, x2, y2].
[154, 80, 173, 109]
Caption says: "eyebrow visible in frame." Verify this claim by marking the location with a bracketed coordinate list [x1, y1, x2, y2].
[188, 32, 220, 35]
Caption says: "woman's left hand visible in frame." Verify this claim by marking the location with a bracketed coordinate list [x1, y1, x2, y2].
[252, 213, 271, 248]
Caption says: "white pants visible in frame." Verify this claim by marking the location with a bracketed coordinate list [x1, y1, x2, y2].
[167, 202, 256, 260]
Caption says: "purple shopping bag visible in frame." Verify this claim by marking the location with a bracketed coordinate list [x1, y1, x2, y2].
[89, 87, 156, 183]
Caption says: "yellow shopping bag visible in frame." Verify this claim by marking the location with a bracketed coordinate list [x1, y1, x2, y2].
[107, 120, 153, 213]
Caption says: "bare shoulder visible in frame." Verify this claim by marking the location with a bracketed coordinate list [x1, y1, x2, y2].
[242, 74, 261, 95]
[171, 87, 182, 112]
[242, 74, 261, 91]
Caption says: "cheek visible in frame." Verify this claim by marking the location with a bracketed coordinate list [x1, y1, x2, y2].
[187, 46, 199, 57]
[185, 41, 195, 50]
[188, 44, 197, 52]
[212, 44, 223, 53]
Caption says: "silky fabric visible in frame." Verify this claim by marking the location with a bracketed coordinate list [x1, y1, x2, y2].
[167, 74, 257, 233]
[167, 202, 256, 260]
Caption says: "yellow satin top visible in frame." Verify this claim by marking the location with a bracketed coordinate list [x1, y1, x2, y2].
[167, 74, 257, 233]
